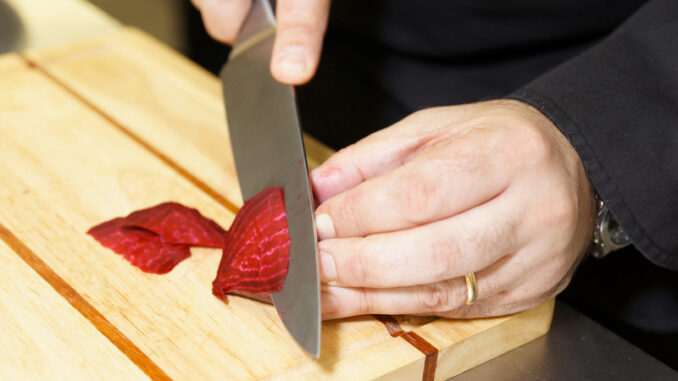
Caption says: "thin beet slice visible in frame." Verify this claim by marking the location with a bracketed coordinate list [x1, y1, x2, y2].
[213, 187, 290, 299]
[123, 202, 226, 247]
[88, 189, 289, 303]
[87, 202, 225, 274]
[87, 219, 191, 274]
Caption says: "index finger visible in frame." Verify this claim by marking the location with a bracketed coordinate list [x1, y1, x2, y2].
[316, 126, 511, 239]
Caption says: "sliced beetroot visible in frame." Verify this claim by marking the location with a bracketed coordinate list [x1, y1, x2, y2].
[87, 202, 225, 274]
[88, 188, 289, 303]
[212, 187, 290, 299]
[87, 219, 191, 274]
[123, 202, 226, 247]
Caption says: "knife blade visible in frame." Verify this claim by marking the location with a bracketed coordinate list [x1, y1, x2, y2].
[220, 0, 321, 358]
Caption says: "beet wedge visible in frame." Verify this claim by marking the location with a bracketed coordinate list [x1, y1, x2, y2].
[212, 187, 290, 298]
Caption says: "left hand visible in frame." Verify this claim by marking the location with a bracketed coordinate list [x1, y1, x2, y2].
[311, 100, 595, 319]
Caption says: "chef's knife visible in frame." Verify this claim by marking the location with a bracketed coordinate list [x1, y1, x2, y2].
[220, 0, 321, 358]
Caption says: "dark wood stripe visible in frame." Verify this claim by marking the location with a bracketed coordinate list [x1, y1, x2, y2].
[372, 315, 438, 381]
[373, 314, 405, 337]
[401, 332, 438, 381]
[20, 55, 240, 216]
[0, 223, 172, 380]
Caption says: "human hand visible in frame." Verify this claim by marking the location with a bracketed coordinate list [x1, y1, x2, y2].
[311, 100, 595, 319]
[191, 0, 330, 84]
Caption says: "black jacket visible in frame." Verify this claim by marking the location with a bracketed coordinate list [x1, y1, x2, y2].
[297, 0, 678, 340]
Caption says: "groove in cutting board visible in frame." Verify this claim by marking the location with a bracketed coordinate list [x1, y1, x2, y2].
[374, 315, 438, 381]
[374, 314, 406, 337]
[0, 222, 171, 381]
[19, 54, 239, 216]
[401, 332, 438, 381]
[20, 52, 441, 380]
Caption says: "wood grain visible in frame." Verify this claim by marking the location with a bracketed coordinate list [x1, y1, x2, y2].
[0, 54, 421, 380]
[0, 230, 148, 380]
[25, 29, 335, 208]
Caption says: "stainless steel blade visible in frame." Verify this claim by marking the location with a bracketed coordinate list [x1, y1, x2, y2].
[220, 0, 321, 358]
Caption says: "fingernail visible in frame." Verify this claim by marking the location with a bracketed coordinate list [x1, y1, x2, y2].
[274, 46, 308, 75]
[316, 213, 336, 240]
[321, 291, 338, 314]
[319, 251, 337, 282]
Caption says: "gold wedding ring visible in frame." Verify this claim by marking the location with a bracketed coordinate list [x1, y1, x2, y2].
[465, 272, 478, 305]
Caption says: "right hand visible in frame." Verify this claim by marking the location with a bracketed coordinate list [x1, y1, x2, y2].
[192, 0, 330, 84]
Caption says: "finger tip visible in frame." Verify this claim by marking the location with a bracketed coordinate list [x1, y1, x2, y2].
[315, 214, 336, 240]
[310, 164, 347, 201]
[271, 66, 313, 85]
[271, 45, 315, 85]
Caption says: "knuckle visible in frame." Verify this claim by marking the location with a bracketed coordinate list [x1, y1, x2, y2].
[478, 273, 502, 297]
[401, 172, 439, 220]
[346, 240, 373, 285]
[513, 123, 554, 165]
[456, 222, 506, 262]
[446, 145, 484, 173]
[340, 190, 366, 233]
[419, 281, 459, 312]
[428, 235, 459, 280]
[357, 288, 376, 314]
[547, 193, 578, 228]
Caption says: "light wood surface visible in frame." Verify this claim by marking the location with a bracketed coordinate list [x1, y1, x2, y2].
[5, 0, 119, 50]
[0, 233, 147, 380]
[0, 29, 554, 380]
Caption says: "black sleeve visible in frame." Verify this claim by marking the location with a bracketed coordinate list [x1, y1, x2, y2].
[508, 0, 678, 270]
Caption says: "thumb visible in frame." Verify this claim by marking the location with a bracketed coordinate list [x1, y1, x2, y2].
[270, 0, 331, 84]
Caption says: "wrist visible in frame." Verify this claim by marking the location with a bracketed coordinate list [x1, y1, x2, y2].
[590, 192, 632, 258]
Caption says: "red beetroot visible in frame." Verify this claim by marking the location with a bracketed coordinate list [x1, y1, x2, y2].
[87, 187, 290, 302]
[87, 203, 226, 274]
[212, 187, 290, 298]
[87, 218, 191, 274]
[121, 202, 227, 247]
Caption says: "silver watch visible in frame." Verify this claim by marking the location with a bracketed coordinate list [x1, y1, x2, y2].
[591, 192, 632, 258]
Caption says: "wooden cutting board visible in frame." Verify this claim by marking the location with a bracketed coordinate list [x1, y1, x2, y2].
[0, 28, 554, 380]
